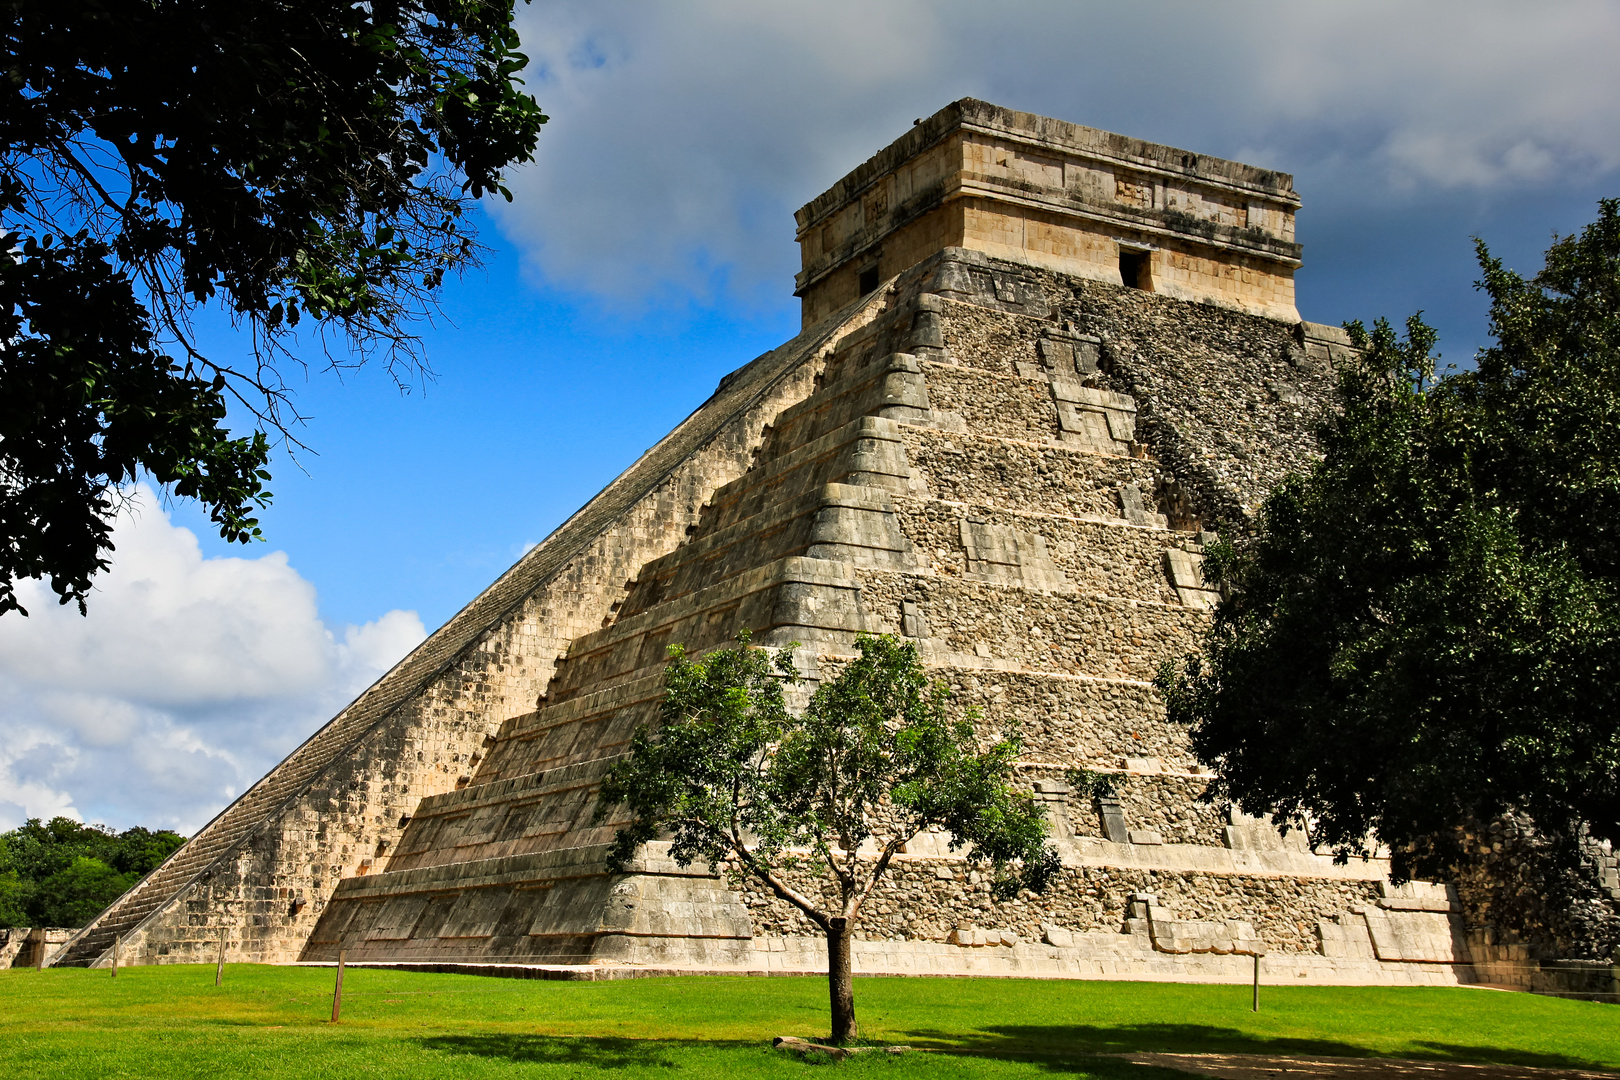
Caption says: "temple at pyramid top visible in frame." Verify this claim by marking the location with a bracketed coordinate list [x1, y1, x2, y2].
[795, 98, 1302, 326]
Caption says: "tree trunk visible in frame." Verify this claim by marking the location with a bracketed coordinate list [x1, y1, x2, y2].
[826, 917, 858, 1044]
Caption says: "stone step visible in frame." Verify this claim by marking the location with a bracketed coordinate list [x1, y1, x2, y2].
[701, 415, 916, 535]
[52, 807, 286, 964]
[624, 482, 913, 619]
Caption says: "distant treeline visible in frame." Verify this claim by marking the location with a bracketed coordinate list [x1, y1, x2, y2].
[0, 818, 186, 928]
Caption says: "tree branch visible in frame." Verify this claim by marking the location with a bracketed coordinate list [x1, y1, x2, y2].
[729, 839, 830, 933]
[847, 829, 917, 921]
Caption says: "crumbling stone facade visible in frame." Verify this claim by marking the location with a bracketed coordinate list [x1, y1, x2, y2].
[56, 100, 1493, 987]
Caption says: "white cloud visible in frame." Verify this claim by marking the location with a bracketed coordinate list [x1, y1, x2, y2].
[496, 0, 1620, 306]
[0, 486, 425, 834]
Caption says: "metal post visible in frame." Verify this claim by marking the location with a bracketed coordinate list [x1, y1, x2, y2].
[215, 928, 226, 987]
[330, 950, 346, 1022]
[112, 934, 120, 978]
[1252, 953, 1260, 1012]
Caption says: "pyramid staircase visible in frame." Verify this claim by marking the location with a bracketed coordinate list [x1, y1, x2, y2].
[50, 747, 345, 965]
[47, 673, 445, 966]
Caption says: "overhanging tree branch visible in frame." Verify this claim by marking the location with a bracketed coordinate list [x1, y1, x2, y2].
[1, 0, 547, 614]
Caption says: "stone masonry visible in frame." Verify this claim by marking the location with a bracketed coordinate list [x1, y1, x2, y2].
[57, 101, 1481, 987]
[796, 99, 1303, 327]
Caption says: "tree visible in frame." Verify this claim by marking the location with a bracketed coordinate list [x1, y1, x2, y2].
[0, 816, 186, 926]
[597, 633, 1059, 1044]
[31, 855, 134, 927]
[0, 839, 28, 927]
[2, 0, 547, 615]
[1159, 200, 1620, 885]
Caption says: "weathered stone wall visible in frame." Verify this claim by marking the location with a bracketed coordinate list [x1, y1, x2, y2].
[969, 673, 1185, 767]
[743, 859, 1379, 957]
[925, 253, 1336, 528]
[1, 928, 73, 968]
[1452, 815, 1620, 963]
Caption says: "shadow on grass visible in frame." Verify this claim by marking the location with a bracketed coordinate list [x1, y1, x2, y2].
[894, 1025, 1616, 1074]
[419, 1034, 708, 1069]
[1408, 1042, 1620, 1073]
[416, 1033, 1205, 1077]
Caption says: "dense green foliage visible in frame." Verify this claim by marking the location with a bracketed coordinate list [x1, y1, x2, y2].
[1, 964, 1615, 1077]
[0, 816, 184, 927]
[1160, 201, 1620, 881]
[598, 633, 1058, 1042]
[1, 0, 546, 615]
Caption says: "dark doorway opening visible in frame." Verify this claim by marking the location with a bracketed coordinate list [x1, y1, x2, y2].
[1119, 249, 1152, 291]
[858, 266, 880, 296]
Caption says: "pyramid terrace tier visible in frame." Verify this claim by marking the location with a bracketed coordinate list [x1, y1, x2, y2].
[503, 544, 1205, 735]
[302, 843, 756, 967]
[858, 571, 1207, 679]
[466, 663, 1190, 802]
[300, 831, 1433, 970]
[621, 472, 1203, 628]
[889, 496, 1205, 604]
[625, 413, 1183, 585]
[901, 426, 1167, 520]
[363, 665, 1231, 877]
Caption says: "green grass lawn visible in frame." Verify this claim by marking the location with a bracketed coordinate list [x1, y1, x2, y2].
[2, 964, 1615, 1078]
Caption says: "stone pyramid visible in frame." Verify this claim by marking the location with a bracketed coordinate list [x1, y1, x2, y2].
[56, 100, 1475, 984]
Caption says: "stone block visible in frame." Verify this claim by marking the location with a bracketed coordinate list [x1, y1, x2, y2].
[1316, 914, 1375, 960]
[1096, 797, 1130, 844]
[1037, 338, 1075, 371]
[1222, 810, 1312, 853]
[1041, 923, 1075, 948]
[1376, 880, 1457, 912]
[910, 311, 945, 349]
[1362, 910, 1468, 963]
[959, 517, 1071, 592]
[900, 599, 929, 638]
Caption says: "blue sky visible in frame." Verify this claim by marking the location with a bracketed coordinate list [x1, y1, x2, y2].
[175, 229, 803, 632]
[4, 0, 1618, 831]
